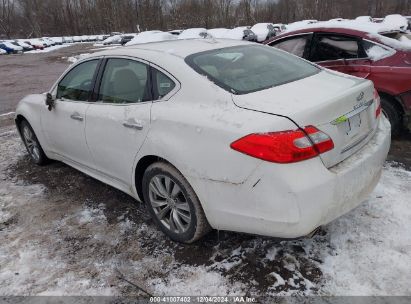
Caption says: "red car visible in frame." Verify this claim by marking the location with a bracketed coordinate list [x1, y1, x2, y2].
[265, 27, 411, 135]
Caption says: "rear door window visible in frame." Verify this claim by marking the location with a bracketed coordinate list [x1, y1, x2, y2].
[98, 58, 151, 104]
[269, 34, 311, 58]
[311, 34, 365, 62]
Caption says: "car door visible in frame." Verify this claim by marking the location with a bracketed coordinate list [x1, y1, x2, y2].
[85, 57, 177, 187]
[309, 33, 371, 78]
[43, 59, 100, 168]
[268, 33, 313, 59]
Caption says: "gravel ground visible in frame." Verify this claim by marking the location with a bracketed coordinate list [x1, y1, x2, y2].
[0, 44, 410, 297]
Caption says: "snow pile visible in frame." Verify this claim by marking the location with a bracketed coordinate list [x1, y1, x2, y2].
[367, 33, 411, 51]
[285, 20, 318, 32]
[178, 28, 209, 40]
[285, 19, 395, 34]
[355, 16, 373, 23]
[207, 28, 230, 39]
[250, 23, 272, 42]
[365, 45, 392, 61]
[126, 31, 176, 46]
[222, 27, 248, 40]
[102, 35, 122, 45]
[65, 53, 91, 63]
[383, 14, 409, 31]
[25, 44, 70, 54]
[321, 163, 411, 295]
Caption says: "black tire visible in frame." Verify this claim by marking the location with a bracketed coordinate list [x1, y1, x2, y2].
[142, 162, 211, 243]
[19, 120, 49, 165]
[381, 96, 402, 137]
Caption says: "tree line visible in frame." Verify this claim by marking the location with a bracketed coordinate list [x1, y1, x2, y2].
[1, 0, 410, 39]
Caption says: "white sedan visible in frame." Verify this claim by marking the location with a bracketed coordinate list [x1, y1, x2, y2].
[15, 39, 391, 243]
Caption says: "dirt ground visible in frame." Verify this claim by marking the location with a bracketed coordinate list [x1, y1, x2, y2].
[0, 43, 98, 115]
[0, 44, 410, 297]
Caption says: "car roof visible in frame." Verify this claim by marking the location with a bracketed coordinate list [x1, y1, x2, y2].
[274, 27, 372, 40]
[90, 38, 252, 59]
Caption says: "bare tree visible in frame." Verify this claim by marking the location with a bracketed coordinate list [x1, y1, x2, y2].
[0, 0, 15, 38]
[2, 0, 411, 39]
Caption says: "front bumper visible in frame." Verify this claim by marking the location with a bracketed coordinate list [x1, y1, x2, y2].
[191, 116, 391, 238]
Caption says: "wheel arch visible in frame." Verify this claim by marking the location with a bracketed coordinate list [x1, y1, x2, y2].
[134, 155, 171, 202]
[378, 91, 405, 115]
[15, 114, 29, 138]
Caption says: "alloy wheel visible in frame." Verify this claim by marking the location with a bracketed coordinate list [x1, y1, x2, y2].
[148, 175, 191, 234]
[22, 125, 41, 162]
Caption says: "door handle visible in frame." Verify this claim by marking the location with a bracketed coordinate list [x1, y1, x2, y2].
[123, 120, 144, 130]
[70, 113, 84, 121]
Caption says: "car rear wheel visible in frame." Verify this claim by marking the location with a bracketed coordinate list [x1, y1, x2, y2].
[142, 162, 211, 243]
[381, 97, 402, 137]
[19, 120, 49, 165]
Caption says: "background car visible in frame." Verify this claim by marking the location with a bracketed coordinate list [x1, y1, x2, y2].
[24, 39, 44, 50]
[102, 34, 122, 45]
[207, 28, 230, 38]
[50, 37, 63, 45]
[266, 26, 411, 135]
[221, 27, 257, 41]
[355, 16, 373, 22]
[178, 28, 209, 39]
[272, 23, 287, 34]
[250, 23, 277, 42]
[73, 36, 82, 43]
[120, 34, 136, 45]
[0, 48, 6, 55]
[41, 38, 55, 46]
[383, 14, 409, 32]
[125, 31, 176, 46]
[0, 41, 22, 53]
[63, 36, 74, 43]
[11, 40, 33, 51]
[169, 30, 183, 36]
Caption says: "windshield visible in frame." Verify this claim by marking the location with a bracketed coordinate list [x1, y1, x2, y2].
[185, 45, 320, 95]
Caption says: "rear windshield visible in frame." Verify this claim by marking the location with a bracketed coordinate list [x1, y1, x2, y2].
[185, 45, 320, 95]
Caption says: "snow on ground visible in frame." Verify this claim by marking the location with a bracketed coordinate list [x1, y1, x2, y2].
[0, 126, 410, 296]
[321, 164, 411, 295]
[25, 44, 71, 54]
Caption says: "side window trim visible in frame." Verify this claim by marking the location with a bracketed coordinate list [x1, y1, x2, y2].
[53, 58, 103, 102]
[90, 57, 107, 102]
[94, 56, 154, 105]
[310, 32, 365, 63]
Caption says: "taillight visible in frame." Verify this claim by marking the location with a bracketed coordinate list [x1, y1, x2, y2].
[230, 126, 334, 164]
[374, 89, 381, 118]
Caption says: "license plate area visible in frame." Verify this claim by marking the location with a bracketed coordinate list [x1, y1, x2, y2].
[343, 113, 362, 137]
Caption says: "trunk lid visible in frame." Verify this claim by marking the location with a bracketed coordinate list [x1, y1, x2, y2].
[232, 70, 379, 168]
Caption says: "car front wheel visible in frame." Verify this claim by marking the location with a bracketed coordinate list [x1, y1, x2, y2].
[19, 120, 49, 165]
[142, 162, 211, 243]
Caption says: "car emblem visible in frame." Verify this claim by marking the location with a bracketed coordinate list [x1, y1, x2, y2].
[356, 92, 364, 102]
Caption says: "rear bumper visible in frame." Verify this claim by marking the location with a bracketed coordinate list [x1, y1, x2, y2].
[192, 116, 391, 238]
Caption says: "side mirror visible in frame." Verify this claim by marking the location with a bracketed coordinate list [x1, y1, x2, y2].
[46, 93, 55, 111]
